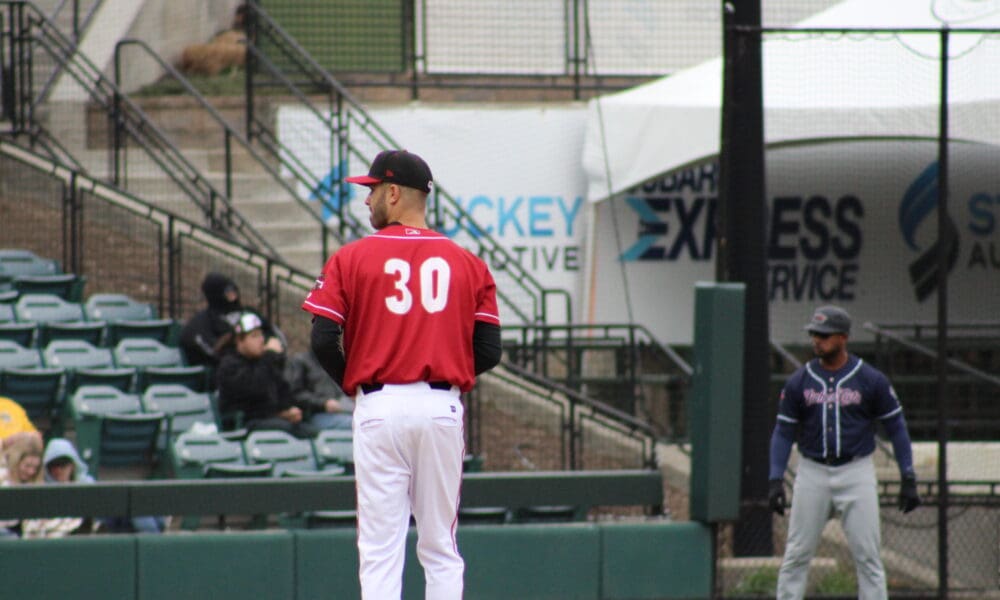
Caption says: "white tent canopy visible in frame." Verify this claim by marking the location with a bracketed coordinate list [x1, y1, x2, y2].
[582, 0, 1000, 202]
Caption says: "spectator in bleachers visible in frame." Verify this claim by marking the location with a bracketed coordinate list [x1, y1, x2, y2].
[284, 348, 354, 430]
[179, 272, 285, 371]
[0, 396, 43, 455]
[0, 436, 44, 537]
[216, 312, 318, 439]
[41, 438, 164, 535]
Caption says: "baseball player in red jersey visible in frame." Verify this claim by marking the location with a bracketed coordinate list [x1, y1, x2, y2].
[302, 149, 502, 600]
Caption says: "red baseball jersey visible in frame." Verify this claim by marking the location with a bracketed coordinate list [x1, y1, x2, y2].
[302, 224, 500, 393]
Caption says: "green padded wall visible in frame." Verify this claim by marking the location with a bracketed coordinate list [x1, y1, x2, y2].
[689, 282, 745, 522]
[137, 532, 295, 600]
[459, 524, 602, 599]
[0, 536, 136, 599]
[601, 522, 713, 599]
[295, 528, 360, 600]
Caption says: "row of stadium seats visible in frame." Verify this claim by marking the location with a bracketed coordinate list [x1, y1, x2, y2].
[0, 338, 205, 431]
[171, 429, 354, 480]
[0, 293, 175, 348]
[0, 249, 84, 301]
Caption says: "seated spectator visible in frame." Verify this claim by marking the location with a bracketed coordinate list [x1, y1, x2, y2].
[284, 349, 354, 430]
[179, 272, 285, 371]
[41, 438, 164, 535]
[0, 436, 92, 538]
[0, 436, 43, 537]
[0, 396, 43, 455]
[217, 313, 318, 439]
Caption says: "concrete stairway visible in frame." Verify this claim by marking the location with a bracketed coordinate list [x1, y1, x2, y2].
[46, 99, 333, 275]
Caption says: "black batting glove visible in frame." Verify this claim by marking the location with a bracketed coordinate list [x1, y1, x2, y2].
[898, 475, 921, 514]
[768, 479, 787, 516]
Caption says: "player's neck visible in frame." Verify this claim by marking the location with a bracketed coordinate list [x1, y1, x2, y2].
[817, 351, 849, 372]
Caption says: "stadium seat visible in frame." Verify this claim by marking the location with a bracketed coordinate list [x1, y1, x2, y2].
[244, 430, 343, 477]
[0, 249, 59, 277]
[84, 293, 156, 322]
[141, 384, 218, 448]
[0, 322, 36, 347]
[511, 505, 581, 523]
[95, 413, 165, 469]
[171, 431, 270, 480]
[69, 384, 142, 420]
[71, 367, 136, 393]
[0, 367, 65, 425]
[37, 320, 106, 348]
[0, 340, 42, 369]
[312, 429, 354, 475]
[105, 319, 175, 347]
[14, 293, 85, 324]
[113, 338, 183, 370]
[0, 290, 17, 303]
[43, 340, 114, 391]
[140, 365, 207, 393]
[13, 273, 84, 301]
[0, 303, 14, 323]
[68, 385, 159, 473]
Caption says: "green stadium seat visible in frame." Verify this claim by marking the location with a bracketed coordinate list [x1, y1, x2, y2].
[0, 322, 36, 347]
[244, 430, 343, 477]
[71, 367, 137, 393]
[13, 273, 84, 301]
[0, 340, 42, 369]
[43, 340, 114, 392]
[141, 384, 218, 448]
[14, 293, 85, 324]
[0, 303, 14, 323]
[84, 293, 156, 322]
[0, 249, 59, 277]
[37, 320, 106, 348]
[113, 338, 183, 370]
[0, 366, 65, 425]
[140, 365, 207, 393]
[105, 319, 176, 347]
[97, 413, 165, 468]
[312, 429, 354, 475]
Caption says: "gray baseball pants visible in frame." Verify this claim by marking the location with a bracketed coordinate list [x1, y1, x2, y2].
[777, 454, 886, 600]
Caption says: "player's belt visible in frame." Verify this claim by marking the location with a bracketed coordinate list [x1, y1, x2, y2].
[806, 454, 856, 467]
[360, 381, 453, 394]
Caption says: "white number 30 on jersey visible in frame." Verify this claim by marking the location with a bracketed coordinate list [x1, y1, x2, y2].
[384, 257, 450, 315]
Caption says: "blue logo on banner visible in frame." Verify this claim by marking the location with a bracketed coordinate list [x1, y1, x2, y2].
[898, 161, 959, 302]
[309, 162, 354, 221]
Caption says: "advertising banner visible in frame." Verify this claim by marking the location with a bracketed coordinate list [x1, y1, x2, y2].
[277, 105, 590, 324]
[589, 139, 1000, 343]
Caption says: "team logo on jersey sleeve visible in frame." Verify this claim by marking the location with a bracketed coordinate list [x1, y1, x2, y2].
[313, 275, 325, 290]
[405, 228, 421, 236]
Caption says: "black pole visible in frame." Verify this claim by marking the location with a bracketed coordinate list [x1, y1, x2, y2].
[719, 0, 771, 556]
[935, 28, 950, 600]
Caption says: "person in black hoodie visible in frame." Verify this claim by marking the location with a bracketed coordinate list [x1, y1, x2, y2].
[179, 272, 283, 369]
[216, 312, 318, 439]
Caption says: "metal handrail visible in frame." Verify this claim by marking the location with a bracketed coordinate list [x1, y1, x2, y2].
[2, 1, 277, 256]
[490, 361, 659, 469]
[113, 38, 361, 260]
[244, 1, 569, 326]
[864, 322, 1000, 388]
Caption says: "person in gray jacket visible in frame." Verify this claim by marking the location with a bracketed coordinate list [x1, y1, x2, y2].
[285, 348, 354, 430]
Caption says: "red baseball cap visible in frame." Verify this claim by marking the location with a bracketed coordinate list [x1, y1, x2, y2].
[345, 150, 433, 194]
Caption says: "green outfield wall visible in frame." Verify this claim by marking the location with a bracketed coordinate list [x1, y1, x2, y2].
[0, 521, 711, 599]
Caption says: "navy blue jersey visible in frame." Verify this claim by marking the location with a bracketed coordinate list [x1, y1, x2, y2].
[776, 354, 902, 461]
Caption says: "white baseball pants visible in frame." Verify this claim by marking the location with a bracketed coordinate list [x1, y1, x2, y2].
[777, 454, 886, 600]
[353, 383, 465, 600]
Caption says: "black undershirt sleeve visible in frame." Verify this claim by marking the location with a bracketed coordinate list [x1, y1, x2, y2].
[310, 316, 347, 390]
[473, 321, 502, 375]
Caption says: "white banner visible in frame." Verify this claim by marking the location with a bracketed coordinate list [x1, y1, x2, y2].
[589, 139, 1000, 343]
[277, 104, 590, 323]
